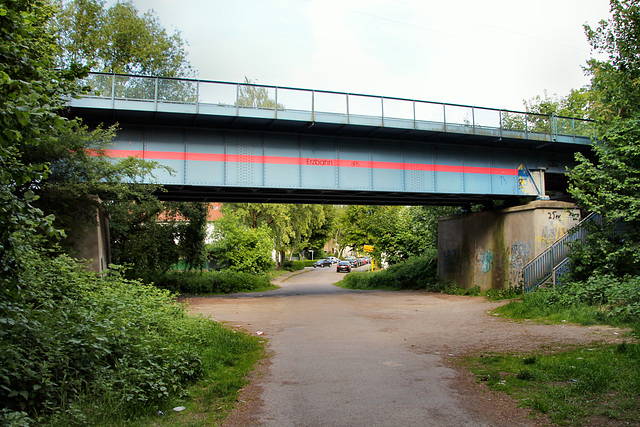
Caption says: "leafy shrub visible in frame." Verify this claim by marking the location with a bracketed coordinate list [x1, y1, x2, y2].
[560, 275, 640, 322]
[281, 260, 314, 271]
[440, 284, 482, 296]
[498, 275, 640, 329]
[0, 252, 218, 423]
[483, 286, 522, 300]
[340, 256, 438, 290]
[208, 220, 274, 274]
[153, 270, 271, 294]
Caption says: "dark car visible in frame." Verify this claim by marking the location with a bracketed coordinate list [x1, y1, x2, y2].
[313, 259, 332, 268]
[336, 260, 351, 273]
[348, 259, 358, 268]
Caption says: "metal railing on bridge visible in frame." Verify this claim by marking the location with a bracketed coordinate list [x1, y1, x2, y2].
[75, 72, 595, 143]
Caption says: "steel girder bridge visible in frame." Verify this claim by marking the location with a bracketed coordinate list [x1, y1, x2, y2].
[66, 73, 594, 205]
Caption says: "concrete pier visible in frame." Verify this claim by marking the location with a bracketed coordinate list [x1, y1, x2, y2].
[438, 201, 580, 290]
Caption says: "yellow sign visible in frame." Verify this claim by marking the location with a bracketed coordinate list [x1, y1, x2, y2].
[364, 245, 373, 253]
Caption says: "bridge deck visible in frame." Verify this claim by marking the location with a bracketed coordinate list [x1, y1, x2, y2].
[67, 73, 594, 205]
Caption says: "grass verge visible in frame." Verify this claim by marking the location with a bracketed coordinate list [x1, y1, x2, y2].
[492, 288, 640, 335]
[461, 342, 640, 426]
[131, 320, 266, 427]
[467, 283, 640, 426]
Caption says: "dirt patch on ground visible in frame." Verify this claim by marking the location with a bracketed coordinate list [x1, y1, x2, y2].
[186, 270, 634, 426]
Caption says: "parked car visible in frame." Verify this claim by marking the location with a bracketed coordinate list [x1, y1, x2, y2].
[313, 259, 332, 268]
[326, 256, 338, 264]
[336, 260, 351, 273]
[348, 259, 358, 268]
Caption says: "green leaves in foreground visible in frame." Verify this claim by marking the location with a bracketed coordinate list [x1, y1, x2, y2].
[0, 252, 263, 425]
[464, 343, 640, 425]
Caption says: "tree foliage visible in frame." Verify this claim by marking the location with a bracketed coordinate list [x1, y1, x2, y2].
[176, 202, 209, 272]
[209, 216, 274, 274]
[501, 89, 593, 136]
[0, 0, 208, 422]
[0, 0, 82, 279]
[224, 203, 335, 267]
[237, 77, 284, 109]
[566, 0, 640, 279]
[585, 0, 640, 121]
[54, 0, 192, 77]
[338, 205, 458, 265]
[48, 0, 203, 278]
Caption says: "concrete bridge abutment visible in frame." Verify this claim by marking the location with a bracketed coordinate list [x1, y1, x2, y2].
[437, 201, 580, 291]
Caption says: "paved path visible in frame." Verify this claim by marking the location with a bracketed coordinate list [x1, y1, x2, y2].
[186, 266, 623, 426]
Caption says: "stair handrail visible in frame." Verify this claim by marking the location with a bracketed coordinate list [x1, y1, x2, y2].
[521, 212, 597, 293]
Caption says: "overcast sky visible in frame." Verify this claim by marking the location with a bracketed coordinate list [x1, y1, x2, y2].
[109, 0, 611, 111]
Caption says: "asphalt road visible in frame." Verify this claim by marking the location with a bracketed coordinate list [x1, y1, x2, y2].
[186, 265, 623, 426]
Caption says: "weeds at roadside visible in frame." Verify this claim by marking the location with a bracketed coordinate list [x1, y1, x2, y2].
[112, 322, 265, 427]
[462, 342, 640, 426]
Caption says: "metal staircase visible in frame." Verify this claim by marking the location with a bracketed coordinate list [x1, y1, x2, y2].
[521, 213, 596, 293]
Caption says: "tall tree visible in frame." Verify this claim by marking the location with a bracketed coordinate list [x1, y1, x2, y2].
[224, 203, 293, 268]
[50, 0, 206, 277]
[339, 205, 458, 265]
[54, 0, 192, 77]
[209, 215, 274, 274]
[567, 0, 640, 278]
[0, 0, 84, 277]
[176, 202, 208, 271]
[287, 204, 327, 260]
[225, 203, 335, 267]
[502, 89, 593, 135]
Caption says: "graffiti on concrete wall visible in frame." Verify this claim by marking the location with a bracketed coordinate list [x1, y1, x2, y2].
[539, 210, 573, 245]
[508, 240, 532, 284]
[475, 249, 494, 273]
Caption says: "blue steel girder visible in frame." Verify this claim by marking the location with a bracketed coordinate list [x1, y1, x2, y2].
[66, 73, 594, 205]
[93, 123, 579, 205]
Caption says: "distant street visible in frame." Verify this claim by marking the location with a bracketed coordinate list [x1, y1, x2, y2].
[187, 265, 623, 426]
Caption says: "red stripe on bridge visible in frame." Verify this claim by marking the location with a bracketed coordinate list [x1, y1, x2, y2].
[100, 149, 518, 176]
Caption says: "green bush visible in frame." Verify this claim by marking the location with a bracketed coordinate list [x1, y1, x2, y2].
[281, 260, 313, 271]
[153, 270, 271, 294]
[483, 286, 522, 300]
[340, 256, 439, 290]
[1, 252, 264, 424]
[560, 275, 640, 322]
[0, 253, 210, 423]
[496, 275, 640, 329]
[208, 220, 274, 274]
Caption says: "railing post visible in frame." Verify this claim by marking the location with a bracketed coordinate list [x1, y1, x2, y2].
[110, 73, 115, 108]
[412, 100, 416, 130]
[346, 93, 350, 124]
[196, 80, 200, 114]
[311, 90, 315, 122]
[275, 86, 278, 119]
[381, 96, 384, 127]
[443, 104, 447, 132]
[154, 77, 159, 110]
[236, 84, 239, 116]
[471, 107, 476, 134]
